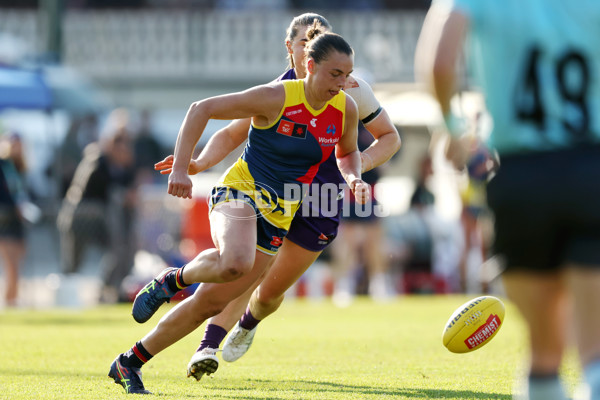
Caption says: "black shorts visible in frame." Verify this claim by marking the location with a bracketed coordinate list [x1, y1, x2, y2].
[486, 146, 600, 272]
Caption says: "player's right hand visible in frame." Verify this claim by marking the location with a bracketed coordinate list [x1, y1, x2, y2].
[350, 179, 370, 205]
[167, 170, 193, 199]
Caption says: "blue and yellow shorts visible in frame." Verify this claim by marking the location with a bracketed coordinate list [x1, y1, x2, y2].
[209, 185, 298, 255]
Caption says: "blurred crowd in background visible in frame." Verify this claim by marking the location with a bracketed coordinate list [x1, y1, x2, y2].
[0, 0, 503, 309]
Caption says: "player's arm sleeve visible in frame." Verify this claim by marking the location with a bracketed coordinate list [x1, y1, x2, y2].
[349, 76, 383, 125]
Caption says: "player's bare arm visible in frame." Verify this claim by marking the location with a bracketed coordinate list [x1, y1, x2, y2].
[360, 108, 401, 173]
[155, 118, 251, 176]
[335, 96, 369, 204]
[167, 84, 285, 199]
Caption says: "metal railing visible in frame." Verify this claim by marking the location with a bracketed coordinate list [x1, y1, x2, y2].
[1, 9, 425, 84]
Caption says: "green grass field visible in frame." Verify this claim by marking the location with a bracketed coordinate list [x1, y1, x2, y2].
[0, 295, 582, 399]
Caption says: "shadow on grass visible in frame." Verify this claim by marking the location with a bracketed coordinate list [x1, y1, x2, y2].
[0, 313, 127, 326]
[179, 378, 511, 399]
[0, 370, 511, 399]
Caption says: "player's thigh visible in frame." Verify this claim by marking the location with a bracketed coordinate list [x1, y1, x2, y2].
[257, 239, 322, 301]
[502, 271, 568, 352]
[566, 265, 600, 364]
[210, 200, 257, 259]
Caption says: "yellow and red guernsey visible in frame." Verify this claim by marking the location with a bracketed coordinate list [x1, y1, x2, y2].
[217, 79, 347, 233]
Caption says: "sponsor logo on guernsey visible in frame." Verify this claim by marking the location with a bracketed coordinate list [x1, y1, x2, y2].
[276, 120, 307, 139]
[464, 314, 501, 349]
[285, 109, 302, 117]
[310, 118, 317, 127]
[292, 123, 307, 138]
[318, 124, 339, 147]
[317, 233, 335, 245]
[276, 120, 294, 136]
[270, 236, 283, 247]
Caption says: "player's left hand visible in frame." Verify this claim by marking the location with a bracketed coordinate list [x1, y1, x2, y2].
[155, 155, 175, 175]
[350, 179, 370, 205]
[155, 155, 205, 175]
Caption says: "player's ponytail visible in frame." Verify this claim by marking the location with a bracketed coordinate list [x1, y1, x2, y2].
[285, 13, 332, 69]
[305, 20, 326, 42]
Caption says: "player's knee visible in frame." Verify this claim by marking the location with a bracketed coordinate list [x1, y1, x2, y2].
[202, 303, 227, 321]
[256, 291, 284, 310]
[189, 291, 229, 321]
[218, 253, 254, 282]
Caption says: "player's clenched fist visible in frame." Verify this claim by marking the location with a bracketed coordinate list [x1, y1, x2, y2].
[167, 170, 193, 199]
[350, 178, 370, 204]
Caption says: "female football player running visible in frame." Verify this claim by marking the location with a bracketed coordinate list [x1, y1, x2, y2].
[154, 13, 400, 380]
[108, 28, 368, 394]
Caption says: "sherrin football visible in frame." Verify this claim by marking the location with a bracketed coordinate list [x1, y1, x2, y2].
[442, 296, 505, 353]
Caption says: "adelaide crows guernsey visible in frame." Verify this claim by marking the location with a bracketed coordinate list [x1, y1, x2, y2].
[277, 69, 382, 222]
[214, 79, 346, 253]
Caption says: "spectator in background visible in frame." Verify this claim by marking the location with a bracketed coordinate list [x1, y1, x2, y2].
[388, 153, 461, 294]
[57, 108, 137, 303]
[409, 154, 434, 208]
[133, 109, 166, 185]
[57, 113, 99, 197]
[0, 132, 28, 307]
[401, 154, 441, 293]
[330, 123, 394, 305]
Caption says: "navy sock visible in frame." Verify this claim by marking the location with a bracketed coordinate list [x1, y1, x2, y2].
[121, 341, 153, 369]
[197, 324, 228, 351]
[165, 266, 189, 293]
[239, 307, 261, 331]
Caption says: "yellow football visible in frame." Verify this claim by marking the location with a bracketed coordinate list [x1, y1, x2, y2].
[442, 296, 505, 353]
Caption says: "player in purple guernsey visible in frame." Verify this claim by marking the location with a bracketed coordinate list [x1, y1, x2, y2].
[182, 14, 400, 379]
